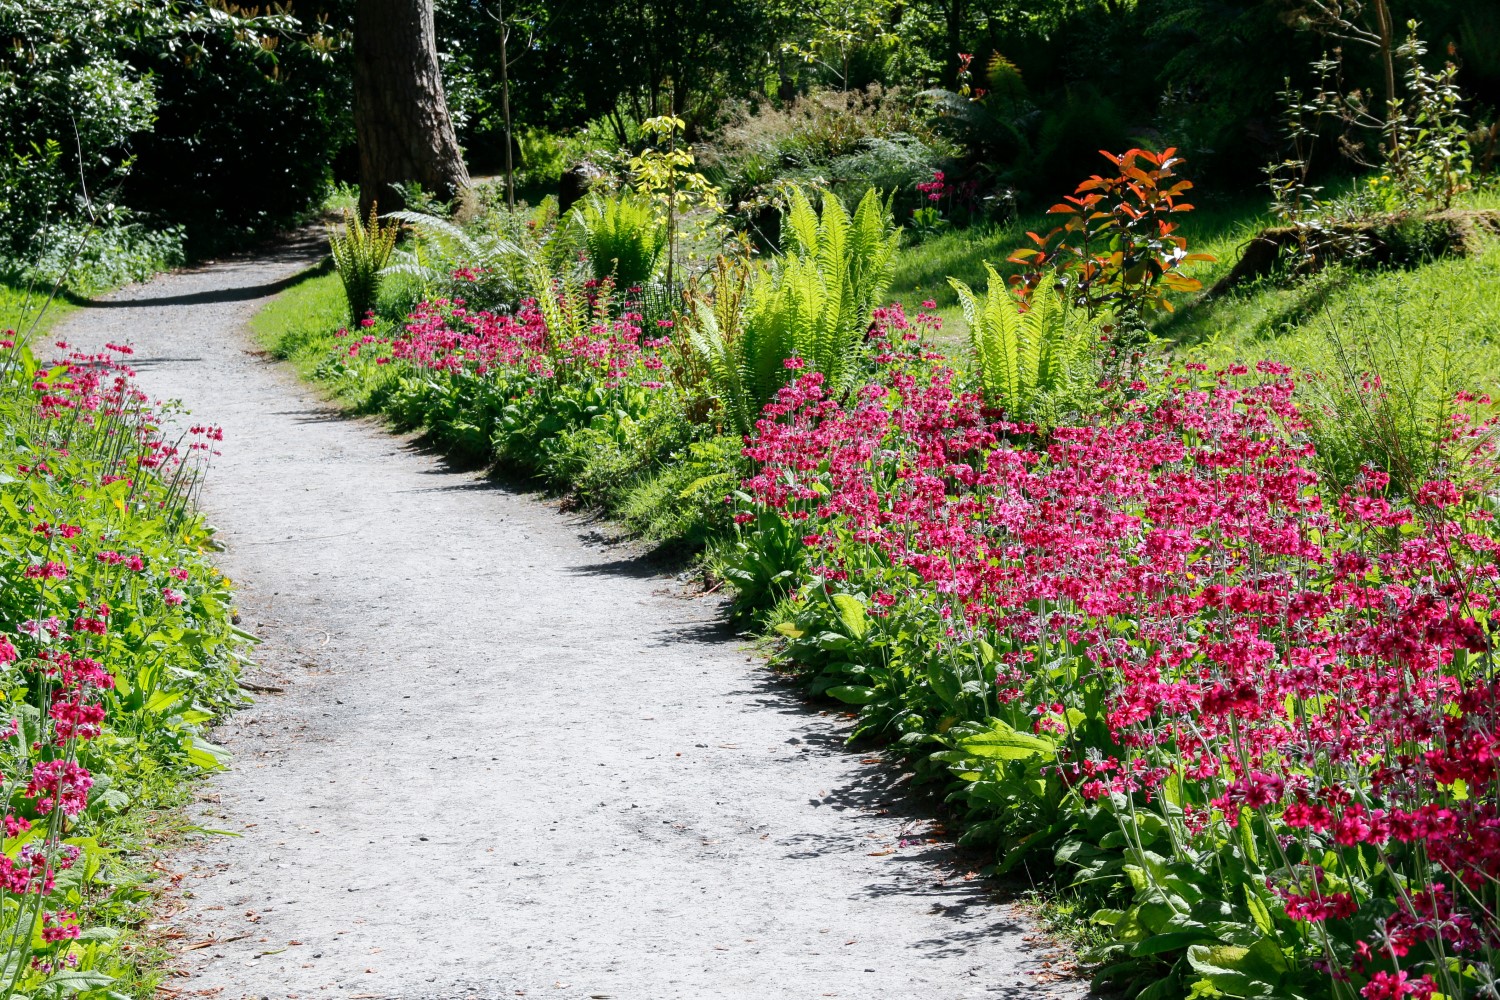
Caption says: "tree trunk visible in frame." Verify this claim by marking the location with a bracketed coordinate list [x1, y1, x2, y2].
[354, 0, 472, 217]
[945, 0, 966, 90]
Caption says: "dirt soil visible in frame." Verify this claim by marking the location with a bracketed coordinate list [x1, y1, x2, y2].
[56, 243, 1085, 1000]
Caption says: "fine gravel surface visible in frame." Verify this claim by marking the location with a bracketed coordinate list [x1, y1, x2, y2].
[56, 244, 1087, 1000]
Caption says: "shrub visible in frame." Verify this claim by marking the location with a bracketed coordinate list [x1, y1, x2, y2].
[826, 134, 948, 216]
[1008, 147, 1214, 322]
[0, 0, 350, 257]
[6, 213, 186, 294]
[707, 86, 948, 216]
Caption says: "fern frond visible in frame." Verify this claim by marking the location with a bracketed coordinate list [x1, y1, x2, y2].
[783, 187, 820, 257]
[328, 204, 399, 324]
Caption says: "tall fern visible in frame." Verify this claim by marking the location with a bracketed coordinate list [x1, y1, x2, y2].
[684, 260, 758, 436]
[328, 205, 399, 325]
[382, 203, 547, 309]
[778, 187, 900, 395]
[682, 188, 900, 435]
[574, 191, 665, 288]
[949, 264, 1096, 422]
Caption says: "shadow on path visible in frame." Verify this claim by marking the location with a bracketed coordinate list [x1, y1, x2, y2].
[80, 258, 332, 310]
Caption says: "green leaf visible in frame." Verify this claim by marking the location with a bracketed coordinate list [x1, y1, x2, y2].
[1185, 937, 1286, 998]
[829, 593, 868, 639]
[826, 685, 877, 705]
[186, 736, 230, 770]
[1132, 929, 1216, 956]
[926, 662, 961, 707]
[1243, 884, 1274, 935]
[38, 970, 115, 995]
[957, 721, 1055, 761]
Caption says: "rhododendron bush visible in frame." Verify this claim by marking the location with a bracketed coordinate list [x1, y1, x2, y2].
[731, 316, 1500, 999]
[0, 336, 244, 995]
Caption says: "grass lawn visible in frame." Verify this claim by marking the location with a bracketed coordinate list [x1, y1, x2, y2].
[249, 261, 346, 375]
[888, 188, 1500, 406]
[0, 277, 81, 341]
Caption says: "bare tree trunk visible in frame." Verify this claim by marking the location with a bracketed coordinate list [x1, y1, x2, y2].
[354, 0, 473, 217]
[945, 0, 965, 90]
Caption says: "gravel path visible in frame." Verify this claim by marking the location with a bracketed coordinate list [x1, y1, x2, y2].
[56, 246, 1084, 1000]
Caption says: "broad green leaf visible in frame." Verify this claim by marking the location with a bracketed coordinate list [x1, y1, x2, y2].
[829, 593, 868, 639]
[958, 721, 1055, 761]
[826, 685, 877, 705]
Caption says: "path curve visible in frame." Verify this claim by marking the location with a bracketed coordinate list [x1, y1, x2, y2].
[58, 245, 1082, 1000]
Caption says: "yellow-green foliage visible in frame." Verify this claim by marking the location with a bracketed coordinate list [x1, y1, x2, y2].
[328, 205, 399, 325]
[686, 187, 901, 434]
[949, 264, 1095, 421]
[574, 191, 665, 288]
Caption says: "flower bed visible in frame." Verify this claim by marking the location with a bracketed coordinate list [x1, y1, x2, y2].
[731, 317, 1499, 999]
[0, 337, 245, 995]
[328, 280, 746, 544]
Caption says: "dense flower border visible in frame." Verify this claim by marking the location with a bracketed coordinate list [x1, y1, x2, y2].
[735, 309, 1499, 999]
[0, 336, 244, 995]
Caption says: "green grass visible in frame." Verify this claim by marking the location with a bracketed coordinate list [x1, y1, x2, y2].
[888, 195, 1269, 344]
[0, 277, 80, 341]
[250, 262, 348, 374]
[251, 259, 414, 414]
[1164, 189, 1500, 398]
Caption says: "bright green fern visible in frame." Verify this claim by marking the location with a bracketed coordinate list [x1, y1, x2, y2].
[574, 191, 666, 288]
[684, 187, 900, 435]
[328, 205, 400, 325]
[948, 264, 1097, 423]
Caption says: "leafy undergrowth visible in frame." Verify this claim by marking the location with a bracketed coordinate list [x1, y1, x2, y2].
[0, 317, 248, 998]
[256, 268, 747, 553]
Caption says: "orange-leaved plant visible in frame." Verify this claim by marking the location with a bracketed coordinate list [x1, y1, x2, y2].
[1008, 147, 1213, 318]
